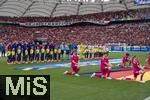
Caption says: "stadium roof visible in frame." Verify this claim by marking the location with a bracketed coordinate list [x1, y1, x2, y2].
[0, 0, 149, 17]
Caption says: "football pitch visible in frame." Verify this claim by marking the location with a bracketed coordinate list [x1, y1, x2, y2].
[0, 52, 150, 100]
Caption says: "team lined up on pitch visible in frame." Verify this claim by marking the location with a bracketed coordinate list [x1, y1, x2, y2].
[6, 45, 63, 64]
[5, 43, 107, 64]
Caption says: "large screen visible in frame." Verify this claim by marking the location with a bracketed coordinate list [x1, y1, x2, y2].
[135, 0, 150, 4]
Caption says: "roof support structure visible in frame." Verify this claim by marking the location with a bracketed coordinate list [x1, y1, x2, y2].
[123, 1, 129, 10]
[101, 3, 103, 12]
[50, 2, 59, 17]
[98, 0, 103, 12]
[21, 1, 36, 16]
[76, 2, 82, 15]
[0, 0, 8, 7]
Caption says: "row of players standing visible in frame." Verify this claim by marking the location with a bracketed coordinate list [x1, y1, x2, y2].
[6, 42, 77, 64]
[78, 44, 108, 59]
[83, 47, 104, 59]
[5, 42, 107, 64]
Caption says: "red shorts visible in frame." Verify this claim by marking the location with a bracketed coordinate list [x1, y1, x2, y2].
[72, 66, 80, 74]
[101, 67, 110, 76]
[123, 61, 126, 64]
[133, 68, 141, 77]
[148, 61, 150, 65]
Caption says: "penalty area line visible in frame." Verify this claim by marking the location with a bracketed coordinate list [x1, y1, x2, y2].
[144, 96, 150, 100]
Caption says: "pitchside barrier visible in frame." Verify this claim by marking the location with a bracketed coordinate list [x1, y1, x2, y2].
[110, 46, 150, 52]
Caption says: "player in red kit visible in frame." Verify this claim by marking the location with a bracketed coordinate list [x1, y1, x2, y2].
[91, 52, 112, 79]
[64, 51, 80, 76]
[118, 53, 131, 68]
[131, 56, 145, 83]
[144, 53, 150, 68]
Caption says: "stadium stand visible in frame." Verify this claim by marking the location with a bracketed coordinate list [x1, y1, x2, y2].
[0, 22, 149, 46]
[0, 0, 149, 47]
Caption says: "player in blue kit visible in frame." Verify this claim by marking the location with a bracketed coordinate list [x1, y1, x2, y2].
[17, 46, 22, 64]
[45, 46, 50, 62]
[11, 48, 16, 64]
[30, 46, 34, 63]
[35, 47, 40, 63]
[41, 46, 45, 62]
[24, 47, 29, 63]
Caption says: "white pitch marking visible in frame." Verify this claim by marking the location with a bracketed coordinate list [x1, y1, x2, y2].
[144, 96, 150, 100]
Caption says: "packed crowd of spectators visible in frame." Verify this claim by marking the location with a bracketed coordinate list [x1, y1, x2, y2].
[0, 7, 149, 23]
[0, 22, 149, 46]
[0, 7, 149, 47]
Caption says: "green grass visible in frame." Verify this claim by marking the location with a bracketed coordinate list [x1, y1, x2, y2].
[0, 52, 150, 100]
